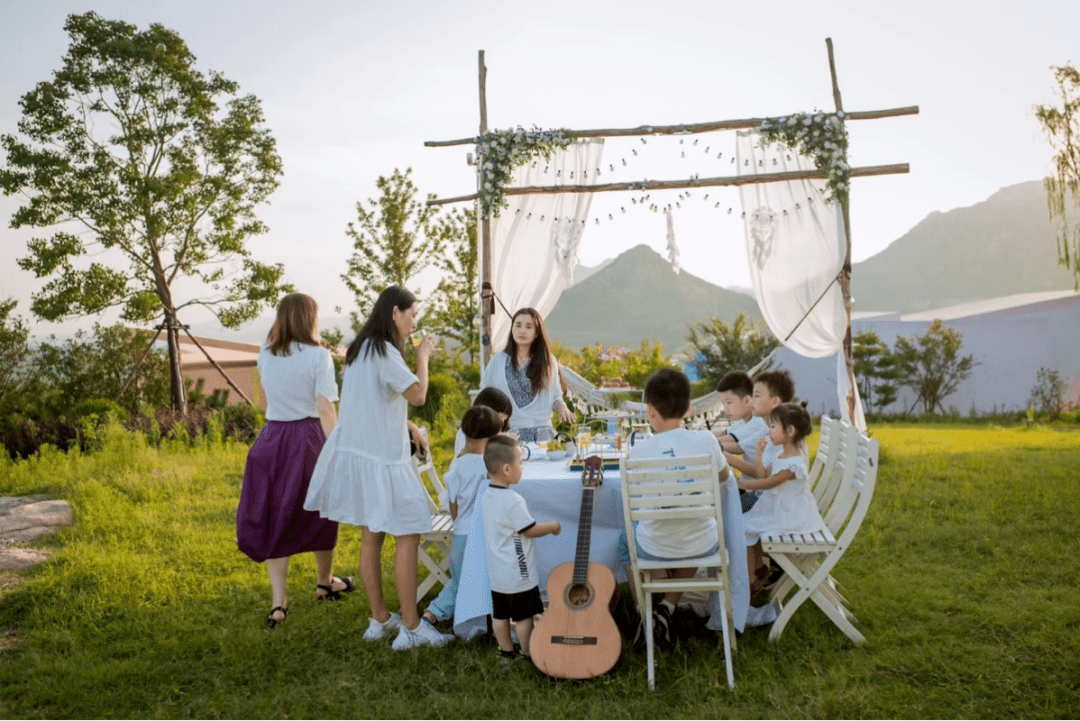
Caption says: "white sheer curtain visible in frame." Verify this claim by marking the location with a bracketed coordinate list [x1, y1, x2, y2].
[487, 139, 605, 353]
[736, 130, 865, 429]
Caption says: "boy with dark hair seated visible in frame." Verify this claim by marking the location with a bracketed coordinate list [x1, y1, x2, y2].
[713, 370, 771, 513]
[725, 369, 797, 511]
[617, 368, 730, 647]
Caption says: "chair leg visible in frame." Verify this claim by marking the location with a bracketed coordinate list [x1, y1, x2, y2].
[645, 591, 656, 691]
[718, 593, 735, 688]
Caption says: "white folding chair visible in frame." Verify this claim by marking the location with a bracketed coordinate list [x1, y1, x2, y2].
[761, 433, 879, 644]
[410, 427, 455, 599]
[619, 454, 736, 690]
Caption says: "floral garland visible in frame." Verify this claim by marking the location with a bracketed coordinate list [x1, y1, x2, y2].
[758, 111, 849, 205]
[476, 127, 575, 218]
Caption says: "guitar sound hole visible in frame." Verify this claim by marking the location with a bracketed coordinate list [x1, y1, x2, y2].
[567, 583, 592, 607]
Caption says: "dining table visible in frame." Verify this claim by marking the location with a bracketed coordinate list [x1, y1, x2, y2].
[450, 446, 752, 640]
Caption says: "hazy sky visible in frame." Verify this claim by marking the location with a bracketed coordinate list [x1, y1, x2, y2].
[0, 0, 1072, 336]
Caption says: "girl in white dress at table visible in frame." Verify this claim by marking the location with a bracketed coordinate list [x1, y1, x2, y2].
[739, 403, 825, 594]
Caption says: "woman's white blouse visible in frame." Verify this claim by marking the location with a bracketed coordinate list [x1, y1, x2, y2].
[258, 343, 339, 421]
[479, 350, 564, 430]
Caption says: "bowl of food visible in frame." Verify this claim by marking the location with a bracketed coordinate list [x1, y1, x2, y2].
[545, 438, 567, 460]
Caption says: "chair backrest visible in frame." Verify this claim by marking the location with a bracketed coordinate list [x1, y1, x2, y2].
[814, 419, 858, 515]
[822, 433, 879, 544]
[411, 426, 446, 516]
[807, 416, 839, 494]
[620, 454, 724, 526]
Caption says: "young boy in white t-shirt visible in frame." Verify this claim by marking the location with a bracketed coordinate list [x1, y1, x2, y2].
[725, 370, 797, 483]
[617, 368, 730, 647]
[713, 371, 770, 512]
[481, 434, 561, 661]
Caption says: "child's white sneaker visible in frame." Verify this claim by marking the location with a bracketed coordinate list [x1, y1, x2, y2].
[391, 619, 453, 650]
[363, 612, 401, 641]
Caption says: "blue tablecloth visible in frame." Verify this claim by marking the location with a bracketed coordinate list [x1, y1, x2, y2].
[451, 453, 750, 638]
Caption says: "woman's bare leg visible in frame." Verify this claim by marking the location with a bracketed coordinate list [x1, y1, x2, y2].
[360, 527, 390, 622]
[394, 533, 421, 629]
[267, 556, 289, 622]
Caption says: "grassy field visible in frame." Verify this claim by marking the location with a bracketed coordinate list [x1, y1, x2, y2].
[1, 423, 1078, 718]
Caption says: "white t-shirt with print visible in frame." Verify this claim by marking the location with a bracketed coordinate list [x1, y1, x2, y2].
[444, 454, 488, 535]
[258, 343, 339, 421]
[481, 486, 538, 594]
[727, 415, 769, 466]
[630, 427, 729, 559]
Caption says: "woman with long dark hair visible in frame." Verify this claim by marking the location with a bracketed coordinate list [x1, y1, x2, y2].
[304, 285, 452, 650]
[236, 293, 354, 629]
[479, 307, 575, 442]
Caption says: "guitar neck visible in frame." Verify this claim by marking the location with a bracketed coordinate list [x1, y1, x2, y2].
[572, 486, 596, 585]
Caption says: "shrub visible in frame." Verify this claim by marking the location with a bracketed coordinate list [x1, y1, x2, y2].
[408, 372, 463, 430]
[0, 414, 80, 459]
[218, 403, 265, 443]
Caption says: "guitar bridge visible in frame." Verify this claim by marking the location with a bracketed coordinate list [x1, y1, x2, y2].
[549, 636, 598, 645]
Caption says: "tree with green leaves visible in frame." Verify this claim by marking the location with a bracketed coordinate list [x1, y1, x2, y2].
[34, 323, 172, 417]
[1035, 63, 1080, 288]
[341, 168, 438, 326]
[0, 12, 289, 413]
[853, 329, 901, 415]
[893, 319, 978, 414]
[426, 206, 478, 364]
[685, 312, 779, 388]
[0, 299, 34, 416]
[1030, 367, 1069, 420]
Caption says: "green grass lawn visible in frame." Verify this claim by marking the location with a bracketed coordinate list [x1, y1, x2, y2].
[1, 423, 1078, 718]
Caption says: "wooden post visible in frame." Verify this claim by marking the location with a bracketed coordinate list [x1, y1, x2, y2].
[826, 37, 859, 425]
[180, 327, 254, 406]
[478, 50, 493, 368]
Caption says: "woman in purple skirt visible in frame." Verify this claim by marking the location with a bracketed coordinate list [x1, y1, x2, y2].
[237, 293, 355, 627]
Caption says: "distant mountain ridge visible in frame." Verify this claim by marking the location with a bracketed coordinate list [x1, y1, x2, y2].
[545, 244, 761, 352]
[852, 180, 1076, 312]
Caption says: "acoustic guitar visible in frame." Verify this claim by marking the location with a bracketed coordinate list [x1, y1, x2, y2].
[531, 455, 623, 679]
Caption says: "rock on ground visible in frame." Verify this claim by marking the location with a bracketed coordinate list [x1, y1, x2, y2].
[0, 496, 74, 570]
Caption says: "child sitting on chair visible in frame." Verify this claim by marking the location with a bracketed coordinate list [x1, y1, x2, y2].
[740, 403, 824, 594]
[617, 368, 731, 648]
[423, 406, 505, 632]
[481, 434, 561, 661]
[724, 369, 796, 512]
[713, 371, 770, 512]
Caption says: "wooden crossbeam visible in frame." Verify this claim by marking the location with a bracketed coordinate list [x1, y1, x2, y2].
[423, 106, 918, 148]
[426, 162, 909, 207]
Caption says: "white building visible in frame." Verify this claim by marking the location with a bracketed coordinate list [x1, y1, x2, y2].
[775, 290, 1080, 417]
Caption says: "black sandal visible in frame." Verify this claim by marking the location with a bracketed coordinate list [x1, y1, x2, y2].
[316, 576, 356, 601]
[267, 606, 288, 628]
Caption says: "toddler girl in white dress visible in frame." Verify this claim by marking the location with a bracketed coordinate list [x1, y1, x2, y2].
[740, 403, 825, 593]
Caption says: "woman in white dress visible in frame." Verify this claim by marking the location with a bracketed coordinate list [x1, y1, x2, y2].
[304, 285, 452, 650]
[479, 308, 575, 442]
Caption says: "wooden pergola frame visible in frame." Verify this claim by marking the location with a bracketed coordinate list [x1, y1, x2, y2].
[425, 40, 917, 421]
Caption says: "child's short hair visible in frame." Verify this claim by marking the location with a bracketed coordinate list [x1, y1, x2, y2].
[769, 403, 812, 444]
[483, 433, 520, 476]
[473, 387, 513, 430]
[716, 370, 754, 397]
[644, 368, 691, 420]
[460, 406, 503, 440]
[753, 369, 795, 403]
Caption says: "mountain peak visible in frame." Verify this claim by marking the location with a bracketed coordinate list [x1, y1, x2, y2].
[546, 244, 760, 351]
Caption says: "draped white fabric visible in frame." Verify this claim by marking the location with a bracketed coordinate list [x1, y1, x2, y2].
[736, 130, 865, 430]
[736, 130, 847, 358]
[487, 139, 605, 353]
